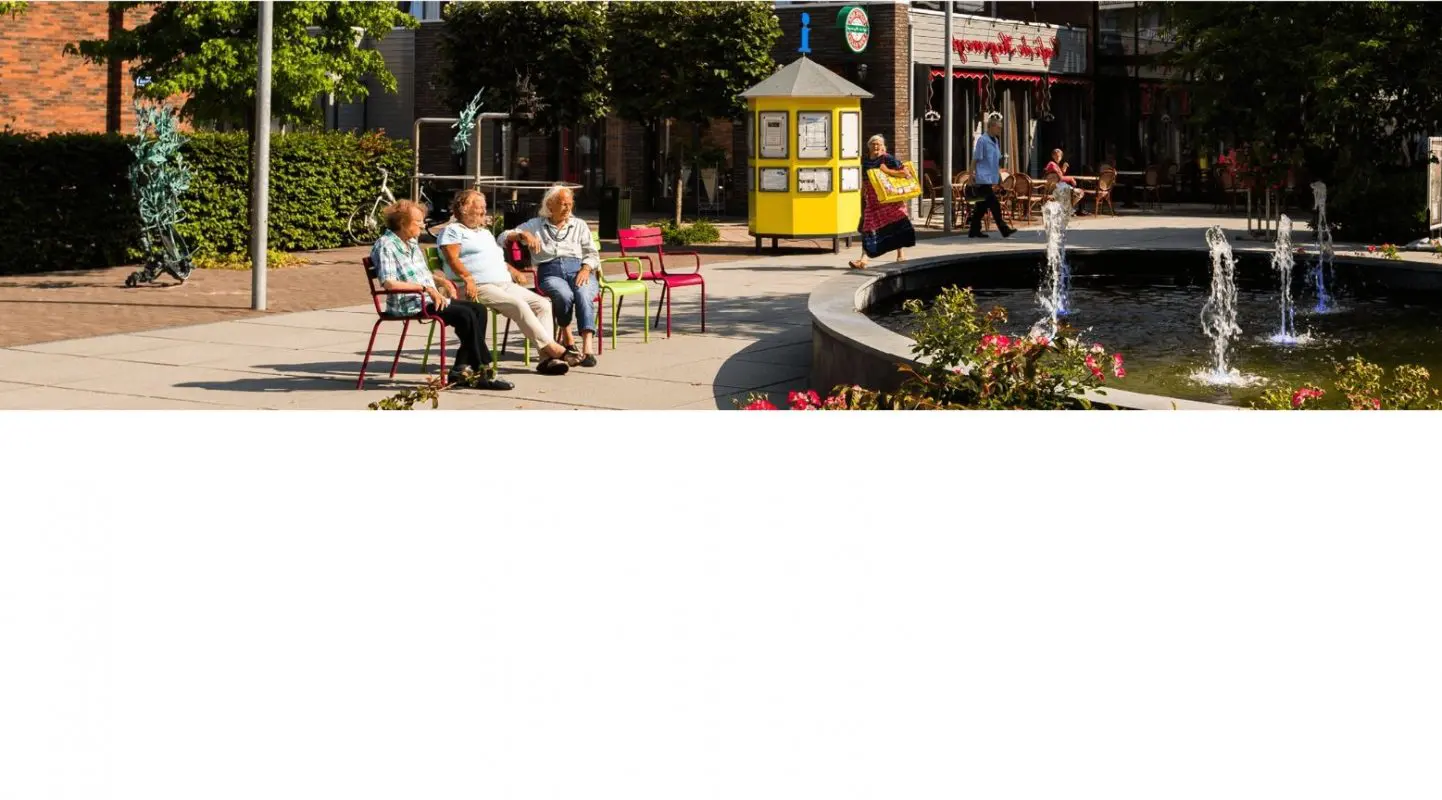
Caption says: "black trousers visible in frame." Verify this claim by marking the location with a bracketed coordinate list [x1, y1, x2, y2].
[969, 184, 1010, 235]
[430, 299, 492, 373]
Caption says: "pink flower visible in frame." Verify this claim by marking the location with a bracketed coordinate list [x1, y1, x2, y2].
[1089, 343, 1105, 355]
[1369, 397, 1382, 410]
[1084, 354, 1104, 380]
[1290, 387, 1324, 408]
[744, 398, 777, 410]
[1111, 353, 1125, 378]
[979, 334, 1013, 351]
[1367, 245, 1378, 253]
[1034, 336, 1051, 348]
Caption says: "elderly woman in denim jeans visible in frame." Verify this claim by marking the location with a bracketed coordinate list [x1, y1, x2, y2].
[500, 185, 601, 367]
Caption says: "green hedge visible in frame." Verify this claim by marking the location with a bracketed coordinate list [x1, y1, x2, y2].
[0, 132, 141, 273]
[0, 130, 412, 275]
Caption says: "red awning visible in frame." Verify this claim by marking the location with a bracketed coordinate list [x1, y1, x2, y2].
[927, 69, 1088, 85]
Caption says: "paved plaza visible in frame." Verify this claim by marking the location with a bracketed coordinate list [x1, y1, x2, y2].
[0, 210, 1431, 410]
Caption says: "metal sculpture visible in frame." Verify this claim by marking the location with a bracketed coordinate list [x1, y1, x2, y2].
[125, 102, 195, 287]
[451, 89, 485, 154]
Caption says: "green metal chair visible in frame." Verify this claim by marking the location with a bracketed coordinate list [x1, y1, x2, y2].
[593, 233, 650, 348]
[421, 246, 531, 369]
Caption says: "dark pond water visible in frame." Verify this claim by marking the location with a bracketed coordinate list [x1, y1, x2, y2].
[866, 251, 1442, 407]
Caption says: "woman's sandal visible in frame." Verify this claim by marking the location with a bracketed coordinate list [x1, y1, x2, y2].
[536, 357, 570, 376]
[848, 259, 867, 269]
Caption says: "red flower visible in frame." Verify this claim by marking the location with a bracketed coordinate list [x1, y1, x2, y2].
[1034, 336, 1051, 348]
[1290, 387, 1324, 408]
[743, 398, 778, 410]
[1111, 353, 1125, 378]
[1367, 245, 1378, 253]
[1084, 354, 1104, 380]
[1369, 397, 1381, 410]
[788, 390, 822, 410]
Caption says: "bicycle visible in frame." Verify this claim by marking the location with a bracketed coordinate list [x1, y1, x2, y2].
[347, 167, 448, 245]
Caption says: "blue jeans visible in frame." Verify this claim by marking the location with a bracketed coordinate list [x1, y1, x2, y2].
[538, 257, 598, 335]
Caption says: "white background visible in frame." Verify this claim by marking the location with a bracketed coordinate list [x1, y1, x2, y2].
[2, 412, 1439, 800]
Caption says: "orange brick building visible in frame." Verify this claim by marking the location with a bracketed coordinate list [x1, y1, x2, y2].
[0, 2, 149, 134]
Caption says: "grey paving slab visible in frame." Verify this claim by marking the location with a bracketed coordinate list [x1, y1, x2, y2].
[102, 341, 302, 368]
[0, 386, 237, 410]
[0, 349, 143, 385]
[634, 356, 808, 392]
[498, 370, 731, 410]
[134, 322, 361, 349]
[12, 333, 186, 358]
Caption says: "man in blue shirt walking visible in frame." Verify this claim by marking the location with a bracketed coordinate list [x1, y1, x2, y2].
[969, 115, 1016, 239]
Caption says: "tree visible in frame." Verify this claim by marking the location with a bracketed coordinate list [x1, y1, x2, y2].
[608, 1, 781, 224]
[1164, 2, 1442, 241]
[0, 2, 27, 18]
[67, 2, 416, 133]
[439, 1, 609, 134]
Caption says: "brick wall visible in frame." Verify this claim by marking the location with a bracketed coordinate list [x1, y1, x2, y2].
[772, 3, 911, 161]
[411, 22, 461, 182]
[0, 2, 150, 133]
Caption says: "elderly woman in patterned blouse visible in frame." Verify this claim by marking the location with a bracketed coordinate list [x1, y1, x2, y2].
[499, 185, 602, 367]
[370, 199, 512, 390]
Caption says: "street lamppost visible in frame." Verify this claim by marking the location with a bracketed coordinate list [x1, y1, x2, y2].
[250, 0, 274, 311]
[943, 0, 954, 232]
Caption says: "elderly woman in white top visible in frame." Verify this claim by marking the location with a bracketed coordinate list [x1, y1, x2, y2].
[499, 185, 601, 367]
[437, 189, 571, 376]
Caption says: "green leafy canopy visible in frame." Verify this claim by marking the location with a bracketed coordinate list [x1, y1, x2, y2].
[66, 1, 417, 130]
[439, 1, 609, 134]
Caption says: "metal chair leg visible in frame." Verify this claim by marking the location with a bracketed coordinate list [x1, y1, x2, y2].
[390, 320, 410, 378]
[357, 319, 383, 389]
[438, 324, 448, 387]
[422, 321, 436, 368]
[611, 291, 620, 351]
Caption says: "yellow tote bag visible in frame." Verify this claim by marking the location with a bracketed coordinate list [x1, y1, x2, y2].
[867, 160, 922, 204]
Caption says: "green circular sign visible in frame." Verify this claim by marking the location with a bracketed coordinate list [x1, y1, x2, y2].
[837, 5, 870, 54]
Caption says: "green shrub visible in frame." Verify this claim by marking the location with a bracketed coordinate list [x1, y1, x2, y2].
[1326, 166, 1427, 245]
[655, 218, 721, 246]
[0, 132, 141, 274]
[0, 129, 412, 275]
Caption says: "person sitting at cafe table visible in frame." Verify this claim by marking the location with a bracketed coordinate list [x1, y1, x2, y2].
[1044, 148, 1088, 214]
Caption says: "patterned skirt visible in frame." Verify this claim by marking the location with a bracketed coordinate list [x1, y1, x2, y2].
[859, 181, 916, 258]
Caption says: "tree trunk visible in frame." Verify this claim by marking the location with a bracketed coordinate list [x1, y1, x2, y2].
[105, 3, 124, 134]
[674, 175, 684, 227]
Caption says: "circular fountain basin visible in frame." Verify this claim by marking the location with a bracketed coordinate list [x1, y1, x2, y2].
[809, 247, 1442, 409]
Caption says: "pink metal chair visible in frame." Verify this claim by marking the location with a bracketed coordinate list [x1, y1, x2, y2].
[616, 226, 706, 337]
[357, 256, 449, 389]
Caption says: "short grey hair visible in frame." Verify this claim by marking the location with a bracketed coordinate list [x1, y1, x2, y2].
[540, 184, 574, 220]
[866, 134, 886, 150]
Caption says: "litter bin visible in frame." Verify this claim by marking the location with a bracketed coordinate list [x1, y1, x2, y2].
[599, 186, 632, 240]
[499, 199, 538, 229]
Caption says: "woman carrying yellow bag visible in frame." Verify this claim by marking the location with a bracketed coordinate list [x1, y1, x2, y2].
[848, 134, 918, 270]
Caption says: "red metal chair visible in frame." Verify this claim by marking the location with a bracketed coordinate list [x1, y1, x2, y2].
[358, 255, 449, 390]
[616, 226, 706, 337]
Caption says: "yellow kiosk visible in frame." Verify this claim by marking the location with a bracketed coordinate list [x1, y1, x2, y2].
[742, 54, 873, 254]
